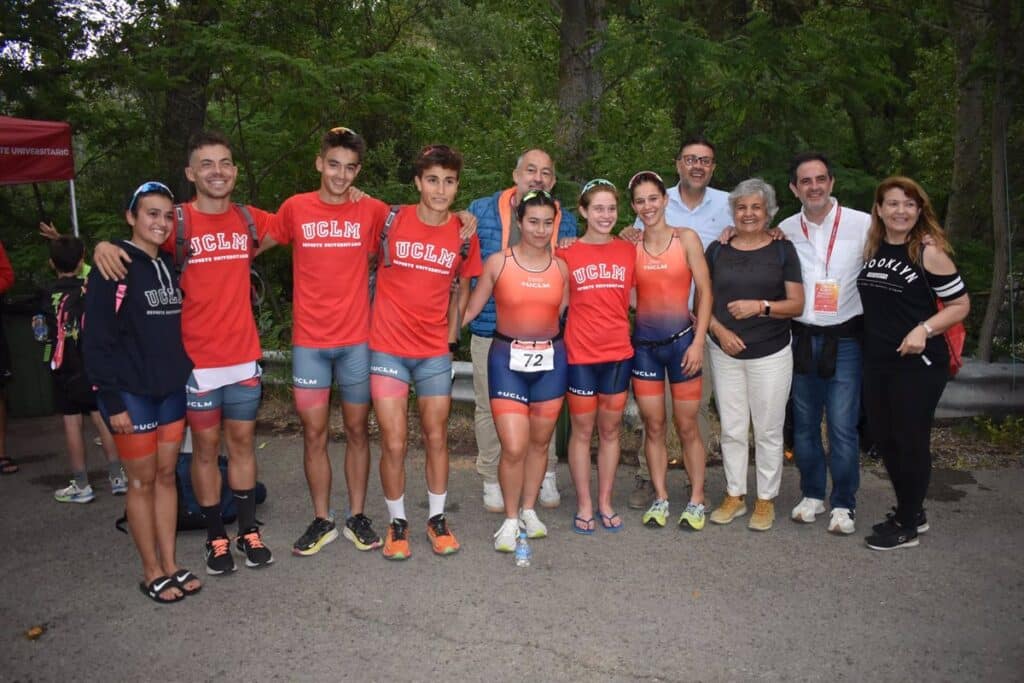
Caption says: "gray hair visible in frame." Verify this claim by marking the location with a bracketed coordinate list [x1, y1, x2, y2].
[515, 148, 555, 174]
[728, 178, 778, 220]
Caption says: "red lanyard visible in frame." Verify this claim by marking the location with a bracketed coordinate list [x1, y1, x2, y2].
[800, 204, 842, 278]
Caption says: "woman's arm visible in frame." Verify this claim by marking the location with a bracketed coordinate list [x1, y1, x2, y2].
[897, 246, 970, 356]
[682, 230, 712, 374]
[462, 252, 502, 327]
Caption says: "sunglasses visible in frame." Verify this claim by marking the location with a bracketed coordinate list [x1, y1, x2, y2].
[521, 189, 554, 203]
[329, 126, 357, 136]
[128, 181, 174, 211]
[579, 178, 616, 198]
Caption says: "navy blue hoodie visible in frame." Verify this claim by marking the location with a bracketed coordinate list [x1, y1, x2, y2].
[83, 240, 193, 415]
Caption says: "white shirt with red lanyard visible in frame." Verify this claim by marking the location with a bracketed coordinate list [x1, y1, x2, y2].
[778, 197, 871, 326]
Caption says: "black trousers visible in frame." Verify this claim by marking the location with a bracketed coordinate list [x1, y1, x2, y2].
[862, 363, 947, 527]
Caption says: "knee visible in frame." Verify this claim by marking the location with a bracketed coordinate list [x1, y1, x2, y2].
[643, 417, 667, 439]
[344, 420, 369, 447]
[155, 465, 176, 489]
[597, 423, 621, 443]
[674, 416, 699, 442]
[422, 429, 447, 454]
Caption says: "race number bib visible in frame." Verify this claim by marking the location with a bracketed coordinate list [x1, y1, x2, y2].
[509, 340, 555, 373]
[813, 279, 840, 317]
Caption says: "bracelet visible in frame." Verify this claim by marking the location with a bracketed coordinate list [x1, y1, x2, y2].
[762, 300, 771, 317]
[920, 321, 934, 337]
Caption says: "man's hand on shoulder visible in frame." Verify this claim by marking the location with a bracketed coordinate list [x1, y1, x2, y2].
[94, 241, 131, 280]
[456, 211, 478, 240]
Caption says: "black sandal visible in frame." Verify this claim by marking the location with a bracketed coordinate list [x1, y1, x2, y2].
[0, 456, 18, 475]
[172, 568, 202, 595]
[140, 576, 185, 604]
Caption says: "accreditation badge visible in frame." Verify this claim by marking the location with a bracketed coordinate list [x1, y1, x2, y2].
[813, 279, 840, 317]
[509, 340, 555, 373]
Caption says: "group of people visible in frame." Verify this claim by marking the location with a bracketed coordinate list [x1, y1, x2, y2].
[22, 127, 968, 603]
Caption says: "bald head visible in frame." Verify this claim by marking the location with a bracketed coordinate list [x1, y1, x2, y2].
[512, 149, 556, 199]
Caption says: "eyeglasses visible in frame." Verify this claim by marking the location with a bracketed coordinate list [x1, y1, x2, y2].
[128, 181, 174, 211]
[521, 189, 553, 203]
[628, 171, 664, 189]
[580, 178, 616, 198]
[679, 155, 714, 167]
[329, 126, 357, 136]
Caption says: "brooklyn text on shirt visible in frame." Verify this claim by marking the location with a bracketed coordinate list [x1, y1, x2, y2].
[863, 256, 920, 284]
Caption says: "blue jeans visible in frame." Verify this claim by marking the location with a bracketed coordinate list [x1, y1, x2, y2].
[791, 336, 861, 510]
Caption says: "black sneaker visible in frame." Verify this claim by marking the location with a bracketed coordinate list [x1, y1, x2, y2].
[871, 507, 929, 534]
[205, 535, 237, 575]
[236, 527, 274, 568]
[865, 519, 920, 551]
[293, 517, 339, 556]
[343, 513, 383, 551]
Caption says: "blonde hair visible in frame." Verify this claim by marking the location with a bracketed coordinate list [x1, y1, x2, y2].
[865, 176, 952, 264]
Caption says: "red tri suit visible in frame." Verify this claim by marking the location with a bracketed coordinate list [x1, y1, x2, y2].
[369, 206, 483, 358]
[162, 203, 273, 369]
[492, 248, 564, 341]
[634, 231, 693, 341]
[556, 239, 636, 364]
[269, 192, 389, 347]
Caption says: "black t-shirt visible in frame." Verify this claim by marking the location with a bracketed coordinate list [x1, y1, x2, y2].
[857, 241, 965, 370]
[706, 239, 802, 359]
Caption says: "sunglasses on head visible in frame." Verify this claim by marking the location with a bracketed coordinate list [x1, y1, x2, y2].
[579, 178, 616, 198]
[128, 181, 174, 211]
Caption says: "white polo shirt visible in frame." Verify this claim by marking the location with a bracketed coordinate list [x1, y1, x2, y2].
[778, 198, 871, 326]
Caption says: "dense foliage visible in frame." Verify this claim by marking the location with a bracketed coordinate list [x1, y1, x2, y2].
[1, 0, 1020, 356]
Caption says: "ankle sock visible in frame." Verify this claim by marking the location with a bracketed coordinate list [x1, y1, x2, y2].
[73, 470, 88, 488]
[428, 490, 447, 518]
[385, 495, 406, 522]
[201, 505, 227, 541]
[233, 487, 256, 533]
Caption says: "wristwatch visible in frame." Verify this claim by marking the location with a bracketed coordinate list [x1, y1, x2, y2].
[449, 342, 459, 353]
[762, 300, 771, 317]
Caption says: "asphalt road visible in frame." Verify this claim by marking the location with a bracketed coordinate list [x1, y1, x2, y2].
[2, 415, 1022, 682]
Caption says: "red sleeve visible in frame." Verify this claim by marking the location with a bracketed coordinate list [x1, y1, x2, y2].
[0, 241, 15, 293]
[459, 234, 483, 279]
[245, 205, 276, 243]
[267, 198, 293, 246]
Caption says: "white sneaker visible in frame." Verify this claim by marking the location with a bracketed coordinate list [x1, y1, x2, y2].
[109, 470, 127, 496]
[482, 481, 504, 513]
[828, 507, 856, 535]
[539, 472, 560, 509]
[54, 481, 95, 504]
[519, 508, 548, 539]
[790, 497, 826, 523]
[493, 518, 519, 552]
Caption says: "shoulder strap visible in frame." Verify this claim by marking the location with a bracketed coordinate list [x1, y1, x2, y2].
[233, 203, 259, 255]
[174, 204, 189, 275]
[379, 205, 401, 267]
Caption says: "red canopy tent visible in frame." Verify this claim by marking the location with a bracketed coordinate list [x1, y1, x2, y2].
[0, 116, 79, 235]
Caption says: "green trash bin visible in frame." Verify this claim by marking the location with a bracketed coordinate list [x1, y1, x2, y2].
[2, 297, 55, 417]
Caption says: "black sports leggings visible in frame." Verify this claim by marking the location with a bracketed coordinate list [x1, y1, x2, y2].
[862, 363, 947, 527]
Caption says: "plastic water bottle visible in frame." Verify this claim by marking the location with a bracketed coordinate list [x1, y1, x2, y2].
[31, 315, 49, 343]
[514, 530, 531, 567]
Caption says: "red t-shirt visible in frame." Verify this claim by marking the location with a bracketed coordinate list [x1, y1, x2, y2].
[556, 239, 635, 364]
[162, 203, 273, 369]
[369, 206, 483, 358]
[270, 192, 389, 347]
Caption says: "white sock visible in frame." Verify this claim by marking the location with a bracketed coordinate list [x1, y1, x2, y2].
[385, 496, 406, 522]
[427, 490, 447, 518]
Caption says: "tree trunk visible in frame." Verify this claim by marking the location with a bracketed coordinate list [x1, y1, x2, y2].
[557, 0, 606, 180]
[975, 0, 1014, 361]
[945, 1, 988, 241]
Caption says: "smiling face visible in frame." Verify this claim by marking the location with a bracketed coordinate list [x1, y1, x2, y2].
[630, 181, 667, 229]
[732, 192, 770, 235]
[127, 194, 174, 253]
[580, 189, 618, 236]
[185, 144, 237, 200]
[414, 164, 460, 214]
[676, 143, 716, 193]
[512, 149, 556, 199]
[877, 187, 921, 241]
[316, 145, 361, 203]
[789, 159, 835, 218]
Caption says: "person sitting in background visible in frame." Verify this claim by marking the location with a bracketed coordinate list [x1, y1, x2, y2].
[858, 176, 969, 551]
[34, 236, 123, 503]
[705, 179, 803, 531]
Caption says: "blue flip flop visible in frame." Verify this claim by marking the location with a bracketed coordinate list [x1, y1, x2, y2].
[573, 515, 595, 535]
[598, 511, 623, 532]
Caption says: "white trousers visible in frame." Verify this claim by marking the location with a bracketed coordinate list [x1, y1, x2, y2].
[707, 342, 792, 500]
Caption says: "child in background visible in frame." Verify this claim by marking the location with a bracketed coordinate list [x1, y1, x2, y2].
[34, 236, 122, 502]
